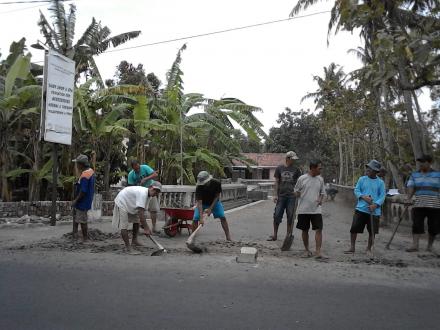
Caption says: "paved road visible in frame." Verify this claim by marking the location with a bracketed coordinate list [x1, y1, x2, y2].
[1, 251, 439, 330]
[1, 199, 439, 329]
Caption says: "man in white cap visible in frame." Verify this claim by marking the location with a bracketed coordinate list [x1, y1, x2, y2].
[345, 160, 385, 254]
[268, 151, 301, 241]
[112, 181, 162, 252]
[192, 171, 231, 241]
[71, 154, 95, 241]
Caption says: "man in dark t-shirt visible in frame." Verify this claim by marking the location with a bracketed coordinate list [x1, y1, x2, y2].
[268, 151, 301, 241]
[192, 171, 231, 241]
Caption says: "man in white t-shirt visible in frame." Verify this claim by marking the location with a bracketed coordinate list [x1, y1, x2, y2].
[112, 181, 162, 252]
[294, 160, 325, 258]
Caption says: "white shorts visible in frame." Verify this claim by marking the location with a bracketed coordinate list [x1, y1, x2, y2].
[147, 196, 160, 213]
[112, 204, 138, 230]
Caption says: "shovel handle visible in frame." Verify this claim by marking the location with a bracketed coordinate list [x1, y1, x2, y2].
[146, 234, 165, 250]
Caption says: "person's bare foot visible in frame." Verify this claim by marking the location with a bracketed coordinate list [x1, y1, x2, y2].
[267, 235, 277, 241]
[301, 250, 313, 258]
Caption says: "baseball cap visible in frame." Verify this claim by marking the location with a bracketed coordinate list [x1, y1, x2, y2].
[416, 154, 433, 163]
[72, 154, 89, 166]
[285, 151, 299, 160]
[150, 181, 162, 192]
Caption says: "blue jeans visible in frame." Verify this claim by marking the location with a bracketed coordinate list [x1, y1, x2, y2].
[273, 196, 296, 225]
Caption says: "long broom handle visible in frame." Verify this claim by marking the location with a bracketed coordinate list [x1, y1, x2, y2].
[385, 205, 409, 248]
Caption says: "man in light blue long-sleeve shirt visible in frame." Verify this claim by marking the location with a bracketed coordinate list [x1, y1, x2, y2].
[345, 160, 386, 254]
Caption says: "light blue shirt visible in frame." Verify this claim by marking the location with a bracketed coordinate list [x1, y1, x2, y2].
[354, 176, 386, 216]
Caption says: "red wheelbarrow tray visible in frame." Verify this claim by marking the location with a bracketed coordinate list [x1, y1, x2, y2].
[161, 207, 195, 220]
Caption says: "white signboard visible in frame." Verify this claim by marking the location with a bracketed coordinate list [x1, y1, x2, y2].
[41, 50, 75, 145]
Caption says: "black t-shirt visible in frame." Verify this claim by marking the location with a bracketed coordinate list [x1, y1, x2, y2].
[195, 179, 222, 205]
[274, 165, 301, 197]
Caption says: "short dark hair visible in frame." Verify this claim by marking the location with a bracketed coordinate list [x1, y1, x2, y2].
[131, 159, 139, 166]
[309, 159, 321, 169]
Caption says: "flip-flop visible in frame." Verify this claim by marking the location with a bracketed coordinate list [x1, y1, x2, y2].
[301, 251, 313, 258]
[405, 247, 419, 252]
[343, 250, 355, 254]
[266, 236, 277, 241]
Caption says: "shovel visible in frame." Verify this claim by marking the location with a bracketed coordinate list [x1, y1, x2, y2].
[186, 223, 204, 253]
[281, 199, 298, 251]
[146, 234, 167, 256]
[369, 212, 375, 260]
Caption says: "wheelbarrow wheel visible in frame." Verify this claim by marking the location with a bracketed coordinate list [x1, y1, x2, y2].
[164, 217, 179, 237]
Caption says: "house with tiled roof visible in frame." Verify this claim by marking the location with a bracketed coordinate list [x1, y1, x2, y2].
[228, 153, 286, 181]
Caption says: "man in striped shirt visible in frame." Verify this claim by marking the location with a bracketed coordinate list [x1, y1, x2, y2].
[406, 154, 440, 252]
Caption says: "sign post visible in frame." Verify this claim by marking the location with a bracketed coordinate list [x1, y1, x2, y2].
[40, 50, 75, 226]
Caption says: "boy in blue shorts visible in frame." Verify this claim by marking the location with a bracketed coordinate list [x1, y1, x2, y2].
[192, 171, 231, 241]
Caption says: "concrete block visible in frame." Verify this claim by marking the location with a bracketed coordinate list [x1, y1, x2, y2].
[236, 246, 258, 263]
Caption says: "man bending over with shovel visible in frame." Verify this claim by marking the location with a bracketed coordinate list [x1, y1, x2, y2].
[345, 160, 385, 256]
[112, 181, 162, 253]
[192, 171, 231, 241]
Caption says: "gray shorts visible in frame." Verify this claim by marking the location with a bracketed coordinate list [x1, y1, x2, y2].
[73, 209, 89, 224]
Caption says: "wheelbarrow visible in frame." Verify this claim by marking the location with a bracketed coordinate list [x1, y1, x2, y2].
[161, 207, 194, 237]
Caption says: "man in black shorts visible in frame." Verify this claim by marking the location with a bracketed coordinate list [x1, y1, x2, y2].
[345, 160, 385, 255]
[294, 160, 325, 258]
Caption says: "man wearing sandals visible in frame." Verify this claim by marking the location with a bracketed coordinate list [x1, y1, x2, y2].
[405, 154, 440, 253]
[268, 151, 302, 242]
[112, 182, 162, 253]
[345, 160, 385, 255]
[294, 160, 325, 258]
[127, 159, 161, 234]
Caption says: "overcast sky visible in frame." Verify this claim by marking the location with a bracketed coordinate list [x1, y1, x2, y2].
[0, 0, 432, 133]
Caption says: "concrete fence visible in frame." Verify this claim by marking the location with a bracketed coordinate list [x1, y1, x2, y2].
[0, 184, 249, 218]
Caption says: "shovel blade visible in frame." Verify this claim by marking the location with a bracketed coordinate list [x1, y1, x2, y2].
[151, 248, 166, 256]
[186, 242, 203, 253]
[281, 234, 294, 251]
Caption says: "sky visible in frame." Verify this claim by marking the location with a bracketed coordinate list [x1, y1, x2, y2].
[0, 0, 432, 133]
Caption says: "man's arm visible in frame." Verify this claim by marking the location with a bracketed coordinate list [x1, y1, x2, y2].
[196, 200, 205, 225]
[72, 178, 86, 207]
[140, 170, 159, 186]
[137, 207, 151, 235]
[293, 176, 302, 197]
[317, 178, 325, 205]
[206, 193, 220, 216]
[354, 177, 372, 204]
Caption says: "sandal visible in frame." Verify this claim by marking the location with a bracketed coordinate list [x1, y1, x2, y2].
[405, 247, 419, 252]
[266, 236, 277, 241]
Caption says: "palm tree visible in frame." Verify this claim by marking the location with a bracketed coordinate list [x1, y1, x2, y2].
[291, 0, 439, 162]
[148, 45, 267, 184]
[38, 0, 141, 85]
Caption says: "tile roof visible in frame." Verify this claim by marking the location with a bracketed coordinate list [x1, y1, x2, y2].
[232, 153, 286, 168]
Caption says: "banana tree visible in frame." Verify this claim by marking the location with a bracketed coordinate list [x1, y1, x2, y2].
[0, 53, 39, 201]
